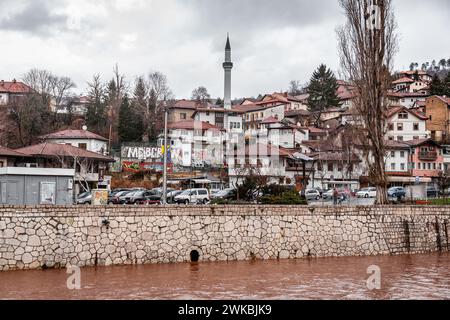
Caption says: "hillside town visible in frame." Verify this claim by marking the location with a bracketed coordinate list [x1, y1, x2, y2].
[1, 36, 450, 206]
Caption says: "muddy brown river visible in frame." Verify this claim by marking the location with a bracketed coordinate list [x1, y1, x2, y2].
[1, 253, 449, 300]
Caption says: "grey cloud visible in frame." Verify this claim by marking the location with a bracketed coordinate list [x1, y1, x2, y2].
[0, 0, 68, 35]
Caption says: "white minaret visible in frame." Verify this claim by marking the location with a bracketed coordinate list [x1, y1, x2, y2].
[223, 34, 233, 110]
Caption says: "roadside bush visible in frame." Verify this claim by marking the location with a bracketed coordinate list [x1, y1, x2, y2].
[260, 190, 307, 205]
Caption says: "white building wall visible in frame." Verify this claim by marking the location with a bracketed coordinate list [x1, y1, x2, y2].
[385, 150, 410, 173]
[45, 138, 108, 155]
[0, 93, 8, 105]
[387, 114, 429, 141]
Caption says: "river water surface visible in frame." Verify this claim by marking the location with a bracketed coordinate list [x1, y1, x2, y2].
[1, 253, 449, 300]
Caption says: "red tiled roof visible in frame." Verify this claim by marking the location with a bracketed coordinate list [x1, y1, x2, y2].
[308, 127, 327, 134]
[386, 106, 428, 120]
[0, 80, 34, 94]
[386, 138, 441, 149]
[392, 77, 415, 84]
[260, 116, 279, 124]
[171, 100, 214, 110]
[0, 146, 30, 158]
[168, 120, 222, 131]
[16, 143, 115, 162]
[285, 109, 311, 117]
[40, 129, 108, 142]
[433, 96, 450, 105]
[311, 152, 360, 162]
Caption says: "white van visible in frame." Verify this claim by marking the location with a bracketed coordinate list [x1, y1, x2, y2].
[174, 188, 210, 204]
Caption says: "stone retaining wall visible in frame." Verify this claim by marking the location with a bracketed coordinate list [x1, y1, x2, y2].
[0, 205, 449, 271]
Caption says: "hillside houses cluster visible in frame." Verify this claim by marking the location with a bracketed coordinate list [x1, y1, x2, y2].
[164, 70, 450, 191]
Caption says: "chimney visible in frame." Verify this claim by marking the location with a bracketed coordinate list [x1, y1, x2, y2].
[12, 79, 16, 84]
[0, 80, 4, 86]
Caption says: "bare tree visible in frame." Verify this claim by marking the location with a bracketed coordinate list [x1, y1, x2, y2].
[148, 71, 173, 114]
[191, 86, 211, 105]
[337, 0, 398, 204]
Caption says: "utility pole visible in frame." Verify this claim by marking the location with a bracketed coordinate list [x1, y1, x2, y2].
[162, 100, 169, 205]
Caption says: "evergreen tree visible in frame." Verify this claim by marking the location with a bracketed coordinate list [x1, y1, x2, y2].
[307, 64, 341, 126]
[430, 75, 445, 96]
[215, 97, 223, 106]
[443, 72, 450, 96]
[86, 75, 108, 135]
[134, 76, 148, 113]
[118, 95, 142, 142]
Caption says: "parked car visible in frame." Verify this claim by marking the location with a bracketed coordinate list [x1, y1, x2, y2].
[174, 188, 210, 204]
[211, 188, 237, 201]
[166, 190, 184, 204]
[388, 187, 406, 199]
[304, 189, 321, 201]
[76, 192, 92, 205]
[356, 187, 377, 198]
[427, 186, 439, 198]
[136, 190, 162, 205]
[322, 188, 349, 200]
[110, 190, 133, 205]
[125, 190, 155, 204]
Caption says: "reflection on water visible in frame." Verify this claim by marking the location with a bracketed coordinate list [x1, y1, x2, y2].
[1, 253, 450, 300]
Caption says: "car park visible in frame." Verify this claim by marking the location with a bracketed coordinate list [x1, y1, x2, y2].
[356, 187, 377, 198]
[110, 190, 133, 205]
[427, 186, 439, 198]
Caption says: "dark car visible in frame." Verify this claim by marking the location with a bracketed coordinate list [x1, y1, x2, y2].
[125, 190, 153, 204]
[136, 190, 162, 205]
[388, 187, 406, 199]
[110, 190, 134, 205]
[211, 188, 237, 201]
[427, 186, 439, 198]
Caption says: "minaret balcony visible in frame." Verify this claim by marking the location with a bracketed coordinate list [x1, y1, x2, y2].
[223, 62, 234, 69]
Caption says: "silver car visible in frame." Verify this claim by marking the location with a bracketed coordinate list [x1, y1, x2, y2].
[304, 189, 321, 201]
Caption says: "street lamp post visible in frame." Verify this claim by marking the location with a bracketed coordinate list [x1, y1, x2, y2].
[162, 101, 169, 205]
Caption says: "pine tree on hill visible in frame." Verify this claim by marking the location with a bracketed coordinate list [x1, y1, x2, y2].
[118, 95, 143, 143]
[443, 72, 450, 96]
[430, 75, 445, 96]
[307, 64, 341, 126]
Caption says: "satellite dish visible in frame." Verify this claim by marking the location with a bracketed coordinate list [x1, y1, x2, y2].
[82, 125, 88, 131]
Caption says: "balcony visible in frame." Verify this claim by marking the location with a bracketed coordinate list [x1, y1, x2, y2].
[418, 151, 438, 161]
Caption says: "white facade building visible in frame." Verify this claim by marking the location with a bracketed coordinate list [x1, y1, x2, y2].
[39, 129, 109, 155]
[386, 107, 429, 142]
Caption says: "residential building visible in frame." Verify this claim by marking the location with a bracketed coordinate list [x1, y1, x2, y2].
[168, 100, 202, 123]
[389, 92, 429, 109]
[40, 129, 109, 155]
[165, 120, 225, 168]
[386, 106, 429, 142]
[0, 79, 34, 106]
[425, 95, 450, 142]
[0, 146, 74, 205]
[15, 143, 115, 196]
[385, 139, 444, 186]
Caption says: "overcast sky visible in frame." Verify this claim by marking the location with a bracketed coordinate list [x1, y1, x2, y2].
[1, 0, 449, 99]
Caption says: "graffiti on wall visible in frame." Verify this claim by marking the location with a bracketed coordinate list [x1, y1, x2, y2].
[122, 161, 173, 174]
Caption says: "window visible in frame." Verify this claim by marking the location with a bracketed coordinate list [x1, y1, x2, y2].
[401, 163, 405, 171]
[397, 123, 403, 131]
[390, 151, 395, 157]
[433, 163, 436, 170]
[388, 123, 394, 131]
[78, 143, 87, 150]
[428, 163, 431, 170]
[398, 112, 408, 119]
[388, 136, 394, 141]
[413, 123, 419, 131]
[328, 163, 334, 172]
[337, 164, 343, 172]
[400, 151, 405, 158]
[40, 182, 56, 205]
[397, 136, 404, 142]
[391, 163, 396, 171]
[206, 112, 210, 116]
[180, 113, 187, 120]
[413, 136, 419, 140]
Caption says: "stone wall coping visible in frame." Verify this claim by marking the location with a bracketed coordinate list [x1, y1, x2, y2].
[0, 204, 448, 218]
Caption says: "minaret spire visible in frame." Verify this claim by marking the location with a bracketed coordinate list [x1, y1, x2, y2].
[223, 33, 233, 110]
